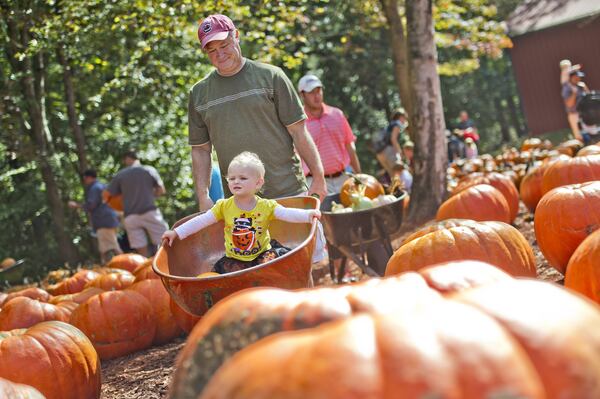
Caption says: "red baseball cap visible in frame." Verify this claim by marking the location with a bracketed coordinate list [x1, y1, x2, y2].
[198, 14, 236, 49]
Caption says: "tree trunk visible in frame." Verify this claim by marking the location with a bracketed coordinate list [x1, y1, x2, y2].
[380, 0, 413, 120]
[405, 0, 447, 225]
[494, 97, 512, 144]
[4, 12, 79, 265]
[56, 46, 88, 175]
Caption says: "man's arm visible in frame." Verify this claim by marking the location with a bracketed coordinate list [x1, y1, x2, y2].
[346, 142, 361, 173]
[287, 120, 327, 200]
[154, 185, 166, 197]
[191, 144, 215, 211]
[390, 125, 404, 158]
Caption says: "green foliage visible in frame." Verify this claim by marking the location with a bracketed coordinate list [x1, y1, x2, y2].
[0, 0, 526, 273]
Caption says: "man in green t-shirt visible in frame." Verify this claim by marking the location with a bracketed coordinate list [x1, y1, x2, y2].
[188, 14, 326, 210]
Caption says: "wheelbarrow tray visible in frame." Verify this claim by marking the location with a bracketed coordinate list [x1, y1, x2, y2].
[0, 259, 26, 286]
[153, 196, 319, 317]
[320, 192, 406, 249]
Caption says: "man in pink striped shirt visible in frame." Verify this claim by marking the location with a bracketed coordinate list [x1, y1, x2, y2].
[298, 74, 361, 194]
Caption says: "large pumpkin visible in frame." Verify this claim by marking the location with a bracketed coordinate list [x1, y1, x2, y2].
[0, 377, 45, 399]
[339, 174, 384, 207]
[541, 154, 600, 195]
[436, 184, 511, 223]
[534, 181, 600, 274]
[0, 297, 77, 331]
[452, 172, 520, 222]
[128, 280, 182, 344]
[565, 228, 600, 304]
[69, 290, 156, 360]
[84, 271, 135, 291]
[1, 287, 51, 307]
[105, 253, 147, 272]
[385, 219, 536, 278]
[0, 321, 101, 399]
[46, 269, 100, 296]
[170, 266, 600, 399]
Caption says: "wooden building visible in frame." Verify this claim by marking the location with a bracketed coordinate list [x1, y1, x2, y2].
[507, 0, 600, 135]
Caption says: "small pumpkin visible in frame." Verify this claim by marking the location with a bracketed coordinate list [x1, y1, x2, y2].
[101, 189, 123, 211]
[84, 271, 135, 291]
[0, 321, 101, 399]
[69, 290, 156, 360]
[0, 257, 16, 269]
[105, 253, 147, 272]
[339, 174, 384, 207]
[132, 259, 159, 282]
[46, 269, 100, 296]
[541, 154, 600, 195]
[534, 181, 600, 273]
[1, 287, 51, 308]
[577, 144, 600, 157]
[48, 287, 104, 305]
[436, 184, 511, 223]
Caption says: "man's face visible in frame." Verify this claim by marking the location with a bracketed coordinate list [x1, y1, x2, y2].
[460, 112, 468, 121]
[301, 87, 323, 110]
[83, 176, 95, 186]
[570, 74, 581, 85]
[204, 32, 243, 75]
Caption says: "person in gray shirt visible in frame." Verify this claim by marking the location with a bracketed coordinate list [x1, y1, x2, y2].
[106, 150, 168, 257]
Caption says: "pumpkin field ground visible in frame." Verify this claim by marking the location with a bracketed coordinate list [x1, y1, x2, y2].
[100, 202, 562, 398]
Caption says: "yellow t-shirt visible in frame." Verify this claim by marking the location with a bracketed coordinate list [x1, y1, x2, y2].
[211, 196, 279, 261]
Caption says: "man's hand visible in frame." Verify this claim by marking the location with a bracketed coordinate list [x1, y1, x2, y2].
[68, 200, 81, 209]
[198, 195, 214, 212]
[308, 176, 327, 201]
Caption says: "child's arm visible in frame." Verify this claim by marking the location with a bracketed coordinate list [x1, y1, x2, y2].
[162, 211, 218, 246]
[274, 205, 321, 223]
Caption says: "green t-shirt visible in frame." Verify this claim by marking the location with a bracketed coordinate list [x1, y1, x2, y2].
[188, 59, 307, 198]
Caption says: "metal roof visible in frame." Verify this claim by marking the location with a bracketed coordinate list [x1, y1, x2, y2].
[507, 0, 600, 37]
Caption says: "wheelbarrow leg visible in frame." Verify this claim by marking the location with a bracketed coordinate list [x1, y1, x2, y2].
[336, 245, 379, 278]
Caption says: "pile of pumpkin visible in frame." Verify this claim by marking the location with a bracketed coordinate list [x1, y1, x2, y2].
[330, 173, 402, 213]
[160, 137, 600, 398]
[0, 253, 201, 399]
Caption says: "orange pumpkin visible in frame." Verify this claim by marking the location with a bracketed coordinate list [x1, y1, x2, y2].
[49, 287, 104, 305]
[169, 298, 202, 334]
[386, 219, 536, 278]
[101, 189, 123, 211]
[565, 227, 600, 304]
[128, 280, 182, 345]
[0, 297, 78, 331]
[1, 287, 51, 308]
[84, 271, 135, 291]
[69, 290, 156, 360]
[46, 269, 100, 295]
[436, 184, 511, 223]
[519, 154, 570, 213]
[0, 257, 16, 269]
[132, 258, 159, 281]
[452, 172, 519, 222]
[339, 174, 384, 207]
[0, 377, 45, 398]
[520, 137, 542, 152]
[105, 253, 147, 272]
[171, 267, 600, 399]
[541, 154, 600, 195]
[0, 321, 101, 399]
[534, 181, 600, 274]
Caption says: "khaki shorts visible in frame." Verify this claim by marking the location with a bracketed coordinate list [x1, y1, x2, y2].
[123, 209, 168, 249]
[96, 228, 121, 254]
[376, 145, 401, 176]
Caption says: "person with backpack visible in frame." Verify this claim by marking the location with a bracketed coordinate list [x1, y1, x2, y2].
[374, 108, 409, 177]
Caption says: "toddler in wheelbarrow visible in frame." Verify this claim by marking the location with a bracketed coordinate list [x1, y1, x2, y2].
[162, 152, 321, 274]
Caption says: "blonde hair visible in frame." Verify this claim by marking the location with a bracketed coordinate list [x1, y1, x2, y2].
[228, 151, 265, 178]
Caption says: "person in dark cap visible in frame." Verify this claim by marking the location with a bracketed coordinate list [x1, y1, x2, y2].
[106, 150, 168, 257]
[562, 68, 590, 141]
[187, 14, 326, 211]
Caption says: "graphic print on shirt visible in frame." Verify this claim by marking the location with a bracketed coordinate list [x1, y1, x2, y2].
[231, 214, 264, 256]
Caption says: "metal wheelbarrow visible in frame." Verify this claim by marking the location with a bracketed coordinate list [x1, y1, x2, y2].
[0, 259, 27, 287]
[152, 196, 319, 317]
[320, 192, 406, 282]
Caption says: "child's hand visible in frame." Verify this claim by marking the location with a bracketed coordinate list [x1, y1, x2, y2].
[161, 230, 178, 247]
[311, 210, 321, 220]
